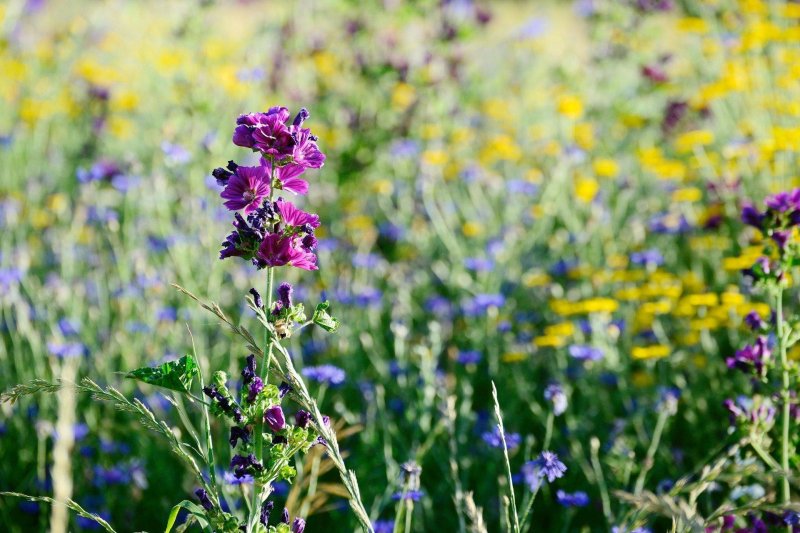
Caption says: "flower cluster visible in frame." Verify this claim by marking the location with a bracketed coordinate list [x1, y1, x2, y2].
[214, 107, 325, 271]
[199, 352, 317, 531]
[741, 189, 800, 254]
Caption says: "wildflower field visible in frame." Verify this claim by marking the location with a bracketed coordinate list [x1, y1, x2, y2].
[5, 0, 800, 531]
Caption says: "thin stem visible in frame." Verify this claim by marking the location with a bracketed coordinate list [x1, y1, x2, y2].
[248, 268, 275, 533]
[519, 487, 540, 531]
[543, 412, 554, 451]
[633, 408, 669, 496]
[589, 436, 613, 524]
[189, 328, 217, 497]
[777, 287, 792, 525]
[491, 381, 520, 533]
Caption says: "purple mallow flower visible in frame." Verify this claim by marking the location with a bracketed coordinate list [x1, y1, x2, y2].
[277, 282, 293, 311]
[295, 409, 311, 428]
[242, 354, 257, 384]
[195, 488, 213, 511]
[302, 364, 346, 386]
[229, 426, 250, 448]
[220, 165, 271, 214]
[230, 453, 263, 478]
[233, 107, 296, 160]
[247, 376, 264, 403]
[260, 501, 274, 526]
[264, 405, 286, 432]
[292, 518, 306, 533]
[726, 336, 771, 376]
[744, 311, 765, 331]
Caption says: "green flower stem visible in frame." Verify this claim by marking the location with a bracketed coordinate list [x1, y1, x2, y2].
[633, 407, 668, 497]
[777, 287, 792, 525]
[248, 267, 275, 533]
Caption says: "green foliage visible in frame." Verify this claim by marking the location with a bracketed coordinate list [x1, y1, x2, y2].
[126, 354, 198, 393]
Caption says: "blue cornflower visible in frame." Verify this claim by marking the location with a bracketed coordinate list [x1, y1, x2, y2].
[568, 344, 604, 362]
[391, 490, 424, 501]
[523, 451, 567, 487]
[302, 364, 346, 386]
[481, 426, 521, 450]
[47, 342, 86, 358]
[373, 520, 395, 533]
[457, 350, 482, 365]
[556, 490, 589, 507]
[544, 384, 568, 416]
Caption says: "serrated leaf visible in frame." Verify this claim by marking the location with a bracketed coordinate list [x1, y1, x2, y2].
[312, 301, 340, 332]
[127, 355, 198, 393]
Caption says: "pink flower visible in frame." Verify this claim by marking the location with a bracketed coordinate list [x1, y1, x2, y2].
[257, 233, 318, 271]
[260, 158, 308, 195]
[291, 128, 326, 169]
[220, 165, 271, 214]
[275, 199, 320, 228]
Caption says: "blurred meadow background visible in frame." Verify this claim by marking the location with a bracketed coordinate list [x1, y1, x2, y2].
[3, 0, 800, 531]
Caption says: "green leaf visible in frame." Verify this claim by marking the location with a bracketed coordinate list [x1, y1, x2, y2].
[164, 500, 210, 533]
[127, 355, 198, 393]
[311, 301, 340, 332]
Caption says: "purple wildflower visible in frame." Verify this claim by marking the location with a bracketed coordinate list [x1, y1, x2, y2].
[556, 490, 589, 507]
[481, 426, 521, 450]
[220, 165, 271, 214]
[247, 376, 264, 403]
[242, 354, 257, 384]
[229, 426, 250, 448]
[292, 518, 306, 533]
[257, 233, 318, 271]
[744, 311, 765, 331]
[230, 453, 263, 478]
[260, 501, 274, 526]
[233, 107, 296, 161]
[295, 410, 311, 428]
[568, 344, 604, 362]
[264, 405, 286, 432]
[740, 203, 765, 229]
[525, 451, 567, 485]
[302, 364, 346, 386]
[726, 336, 771, 376]
[545, 384, 568, 416]
[194, 488, 213, 511]
[277, 282, 293, 309]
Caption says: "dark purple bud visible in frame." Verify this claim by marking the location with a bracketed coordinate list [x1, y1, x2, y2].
[195, 488, 213, 511]
[744, 311, 764, 331]
[295, 409, 311, 428]
[292, 108, 309, 128]
[264, 405, 286, 432]
[772, 230, 791, 249]
[226, 160, 239, 172]
[242, 354, 257, 384]
[260, 501, 274, 526]
[281, 508, 290, 524]
[212, 167, 233, 186]
[248, 377, 264, 403]
[273, 435, 287, 444]
[292, 518, 306, 533]
[741, 204, 764, 229]
[229, 426, 251, 448]
[249, 288, 263, 309]
[277, 282, 293, 309]
[301, 234, 317, 252]
[279, 381, 292, 398]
